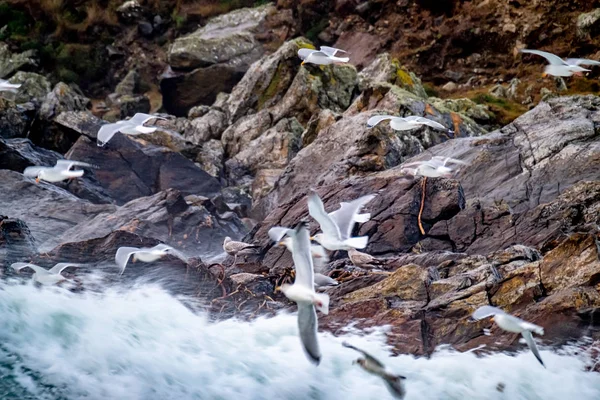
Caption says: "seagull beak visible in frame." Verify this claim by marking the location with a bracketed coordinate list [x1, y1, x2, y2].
[541, 72, 547, 78]
[301, 61, 306, 66]
[490, 317, 494, 322]
[278, 241, 285, 246]
[274, 286, 281, 293]
[309, 236, 315, 241]
[35, 177, 40, 184]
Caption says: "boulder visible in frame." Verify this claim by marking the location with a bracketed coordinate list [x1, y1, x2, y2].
[0, 43, 37, 78]
[50, 189, 248, 257]
[7, 72, 52, 104]
[0, 215, 37, 267]
[577, 9, 600, 38]
[162, 4, 276, 116]
[0, 98, 34, 139]
[358, 53, 428, 99]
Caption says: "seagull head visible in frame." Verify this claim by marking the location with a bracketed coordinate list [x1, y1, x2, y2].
[35, 170, 45, 183]
[278, 283, 292, 294]
[311, 233, 324, 244]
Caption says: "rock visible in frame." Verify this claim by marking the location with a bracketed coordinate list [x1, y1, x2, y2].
[168, 4, 274, 70]
[187, 105, 210, 119]
[195, 139, 225, 179]
[506, 78, 520, 100]
[540, 87, 556, 101]
[0, 43, 37, 78]
[301, 109, 339, 147]
[429, 97, 493, 124]
[114, 70, 139, 96]
[138, 21, 153, 36]
[224, 117, 304, 189]
[115, 94, 151, 118]
[333, 31, 384, 69]
[0, 215, 37, 267]
[0, 98, 34, 139]
[358, 53, 428, 99]
[555, 77, 567, 92]
[8, 72, 52, 104]
[64, 131, 222, 205]
[184, 109, 228, 144]
[489, 84, 507, 98]
[162, 4, 275, 116]
[0, 170, 113, 250]
[50, 189, 248, 256]
[577, 9, 600, 38]
[442, 81, 457, 91]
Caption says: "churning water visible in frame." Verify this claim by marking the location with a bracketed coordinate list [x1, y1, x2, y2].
[0, 278, 599, 400]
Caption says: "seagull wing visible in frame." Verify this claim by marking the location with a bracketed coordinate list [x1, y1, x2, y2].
[565, 58, 600, 66]
[298, 304, 321, 365]
[97, 123, 123, 145]
[115, 247, 139, 275]
[521, 330, 545, 367]
[520, 49, 567, 65]
[128, 113, 165, 126]
[48, 263, 81, 274]
[23, 166, 47, 177]
[367, 115, 395, 128]
[55, 160, 97, 170]
[314, 273, 338, 287]
[288, 221, 315, 289]
[155, 244, 189, 263]
[268, 226, 293, 243]
[308, 190, 342, 241]
[472, 305, 507, 320]
[431, 156, 469, 166]
[404, 116, 448, 130]
[298, 48, 317, 60]
[10, 262, 48, 275]
[329, 194, 376, 240]
[342, 342, 386, 369]
[320, 46, 349, 57]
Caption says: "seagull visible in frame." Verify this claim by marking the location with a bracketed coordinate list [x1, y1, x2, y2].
[343, 342, 407, 399]
[269, 227, 338, 288]
[277, 221, 329, 365]
[97, 113, 166, 146]
[23, 160, 98, 183]
[223, 236, 259, 266]
[472, 305, 546, 367]
[400, 156, 468, 178]
[11, 262, 81, 285]
[115, 244, 188, 275]
[348, 248, 385, 270]
[367, 115, 453, 134]
[520, 49, 600, 77]
[298, 46, 350, 66]
[0, 79, 21, 98]
[308, 190, 375, 251]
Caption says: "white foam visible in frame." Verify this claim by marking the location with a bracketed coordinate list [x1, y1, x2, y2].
[0, 282, 598, 399]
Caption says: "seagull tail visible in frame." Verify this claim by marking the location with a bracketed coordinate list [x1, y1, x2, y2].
[344, 236, 369, 250]
[313, 292, 330, 315]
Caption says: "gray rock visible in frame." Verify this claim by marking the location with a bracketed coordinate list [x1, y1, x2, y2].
[114, 70, 139, 96]
[185, 109, 228, 144]
[358, 53, 427, 99]
[39, 82, 91, 121]
[8, 72, 52, 103]
[0, 43, 37, 79]
[196, 139, 225, 179]
[0, 99, 33, 139]
[577, 9, 600, 38]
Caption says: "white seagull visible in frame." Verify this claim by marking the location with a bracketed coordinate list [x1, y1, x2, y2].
[308, 190, 375, 251]
[11, 262, 81, 285]
[115, 244, 188, 275]
[343, 342, 407, 399]
[23, 159, 98, 183]
[278, 221, 329, 365]
[298, 46, 350, 66]
[400, 156, 468, 178]
[520, 49, 600, 77]
[472, 305, 546, 367]
[367, 115, 452, 133]
[97, 113, 165, 147]
[269, 227, 338, 288]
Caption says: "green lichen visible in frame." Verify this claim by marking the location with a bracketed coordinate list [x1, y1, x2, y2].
[257, 62, 286, 109]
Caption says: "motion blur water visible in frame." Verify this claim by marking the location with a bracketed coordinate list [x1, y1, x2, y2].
[0, 279, 599, 400]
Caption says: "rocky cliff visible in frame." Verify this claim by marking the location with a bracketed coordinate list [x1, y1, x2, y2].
[1, 1, 600, 363]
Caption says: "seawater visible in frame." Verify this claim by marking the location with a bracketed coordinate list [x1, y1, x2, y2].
[0, 279, 599, 400]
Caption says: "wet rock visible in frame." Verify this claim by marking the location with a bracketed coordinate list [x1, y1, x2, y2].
[0, 216, 37, 267]
[50, 189, 248, 257]
[65, 133, 222, 205]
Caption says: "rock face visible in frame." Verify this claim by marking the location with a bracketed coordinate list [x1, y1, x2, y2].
[237, 95, 600, 355]
[161, 4, 275, 116]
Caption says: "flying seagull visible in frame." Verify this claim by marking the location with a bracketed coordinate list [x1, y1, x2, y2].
[23, 159, 98, 183]
[520, 49, 600, 77]
[97, 113, 166, 147]
[343, 342, 407, 399]
[223, 236, 259, 266]
[367, 115, 453, 134]
[269, 227, 338, 288]
[472, 305, 546, 367]
[400, 156, 468, 178]
[298, 46, 350, 66]
[11, 262, 81, 285]
[115, 244, 188, 275]
[278, 221, 329, 365]
[308, 190, 375, 251]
